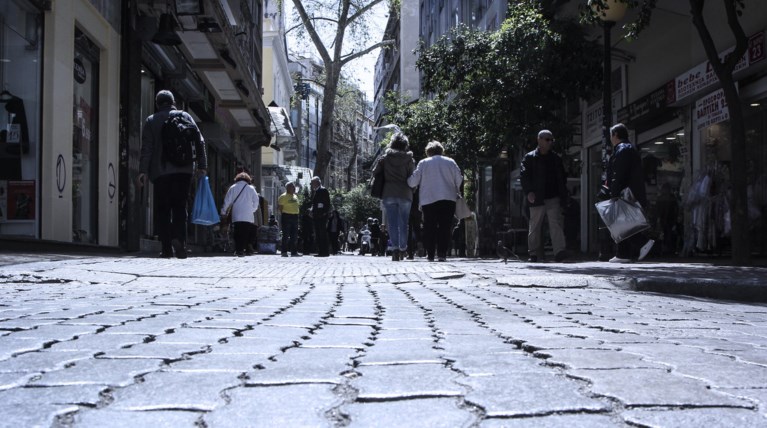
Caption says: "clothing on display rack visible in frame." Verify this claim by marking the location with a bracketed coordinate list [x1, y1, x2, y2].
[0, 90, 30, 181]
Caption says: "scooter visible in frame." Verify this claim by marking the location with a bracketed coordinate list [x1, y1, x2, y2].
[359, 231, 371, 255]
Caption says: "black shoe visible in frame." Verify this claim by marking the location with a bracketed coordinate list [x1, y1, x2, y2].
[291, 253, 302, 257]
[281, 252, 289, 257]
[159, 251, 172, 259]
[171, 239, 187, 259]
[392, 250, 400, 261]
[528, 255, 538, 263]
[314, 254, 330, 257]
[555, 251, 567, 262]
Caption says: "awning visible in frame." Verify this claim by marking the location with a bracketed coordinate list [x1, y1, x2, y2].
[268, 106, 295, 139]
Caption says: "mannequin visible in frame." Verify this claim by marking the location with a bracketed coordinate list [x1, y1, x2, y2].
[0, 89, 30, 180]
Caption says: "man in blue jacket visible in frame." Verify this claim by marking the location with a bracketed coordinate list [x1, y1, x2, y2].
[520, 130, 568, 262]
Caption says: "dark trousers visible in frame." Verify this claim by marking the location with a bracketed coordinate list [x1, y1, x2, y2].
[154, 173, 192, 252]
[281, 213, 299, 254]
[314, 215, 329, 256]
[422, 200, 456, 259]
[233, 221, 253, 254]
[617, 231, 649, 259]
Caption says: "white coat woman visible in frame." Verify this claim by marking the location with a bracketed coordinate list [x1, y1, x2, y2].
[221, 172, 259, 256]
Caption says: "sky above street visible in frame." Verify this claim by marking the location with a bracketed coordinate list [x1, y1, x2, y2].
[284, 1, 388, 100]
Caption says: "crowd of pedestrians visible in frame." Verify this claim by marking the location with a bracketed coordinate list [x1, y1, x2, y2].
[137, 93, 652, 263]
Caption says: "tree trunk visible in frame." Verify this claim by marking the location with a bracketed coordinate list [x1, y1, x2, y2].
[724, 84, 749, 264]
[690, 0, 750, 265]
[314, 65, 340, 182]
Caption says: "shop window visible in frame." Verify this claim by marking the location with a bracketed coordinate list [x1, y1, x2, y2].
[0, 1, 42, 234]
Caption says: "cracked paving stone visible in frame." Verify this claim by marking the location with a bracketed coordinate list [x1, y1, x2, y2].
[46, 334, 148, 352]
[459, 372, 609, 417]
[374, 328, 435, 341]
[0, 350, 93, 373]
[623, 408, 767, 427]
[0, 372, 34, 390]
[30, 358, 162, 387]
[358, 341, 443, 365]
[239, 325, 311, 340]
[534, 348, 667, 370]
[204, 384, 342, 427]
[210, 337, 292, 356]
[496, 274, 592, 288]
[244, 348, 358, 385]
[567, 368, 752, 407]
[438, 336, 521, 358]
[169, 353, 270, 373]
[108, 370, 241, 411]
[152, 327, 236, 344]
[519, 336, 612, 352]
[0, 403, 78, 428]
[447, 352, 548, 377]
[300, 325, 373, 348]
[480, 413, 623, 428]
[99, 342, 209, 359]
[73, 409, 201, 427]
[0, 337, 49, 359]
[353, 363, 464, 400]
[671, 357, 767, 388]
[343, 397, 476, 426]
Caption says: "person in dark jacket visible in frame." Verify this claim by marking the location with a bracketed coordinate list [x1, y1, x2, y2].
[520, 129, 568, 262]
[606, 123, 655, 263]
[138, 90, 207, 259]
[372, 132, 415, 261]
[310, 176, 331, 257]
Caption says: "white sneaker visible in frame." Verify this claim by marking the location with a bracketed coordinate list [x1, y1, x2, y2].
[638, 239, 655, 261]
[608, 256, 632, 263]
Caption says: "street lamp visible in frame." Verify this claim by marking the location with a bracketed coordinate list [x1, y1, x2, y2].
[589, 0, 627, 167]
[589, 0, 626, 260]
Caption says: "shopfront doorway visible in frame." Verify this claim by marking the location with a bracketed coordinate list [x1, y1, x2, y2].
[72, 28, 99, 243]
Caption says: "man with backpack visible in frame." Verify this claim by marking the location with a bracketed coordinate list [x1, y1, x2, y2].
[138, 90, 207, 259]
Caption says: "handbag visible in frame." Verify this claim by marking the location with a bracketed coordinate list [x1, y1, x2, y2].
[455, 196, 471, 219]
[221, 184, 247, 227]
[370, 160, 385, 199]
[594, 187, 650, 243]
[191, 176, 220, 225]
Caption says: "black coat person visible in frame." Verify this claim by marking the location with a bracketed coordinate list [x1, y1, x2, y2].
[310, 176, 331, 257]
[606, 123, 654, 262]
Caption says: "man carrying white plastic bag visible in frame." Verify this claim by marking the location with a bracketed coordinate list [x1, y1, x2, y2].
[596, 123, 655, 263]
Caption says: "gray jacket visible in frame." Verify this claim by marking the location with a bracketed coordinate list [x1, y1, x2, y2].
[139, 105, 207, 182]
[373, 148, 415, 201]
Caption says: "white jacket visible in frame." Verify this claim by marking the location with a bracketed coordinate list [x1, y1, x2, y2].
[221, 181, 259, 223]
[407, 155, 463, 207]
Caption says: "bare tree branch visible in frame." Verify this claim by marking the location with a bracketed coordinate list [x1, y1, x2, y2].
[341, 39, 396, 66]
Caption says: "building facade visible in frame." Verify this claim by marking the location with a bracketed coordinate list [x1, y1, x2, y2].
[0, 0, 273, 251]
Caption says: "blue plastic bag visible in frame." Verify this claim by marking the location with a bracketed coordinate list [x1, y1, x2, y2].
[191, 176, 220, 225]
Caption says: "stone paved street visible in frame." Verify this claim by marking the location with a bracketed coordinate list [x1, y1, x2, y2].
[0, 254, 766, 427]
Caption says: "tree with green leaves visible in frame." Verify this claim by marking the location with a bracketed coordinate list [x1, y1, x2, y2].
[289, 0, 395, 183]
[585, 0, 753, 264]
[386, 1, 602, 170]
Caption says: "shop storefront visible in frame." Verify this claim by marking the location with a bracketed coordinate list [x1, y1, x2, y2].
[0, 0, 42, 237]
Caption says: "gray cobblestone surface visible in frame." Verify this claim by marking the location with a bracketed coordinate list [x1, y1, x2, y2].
[0, 253, 766, 427]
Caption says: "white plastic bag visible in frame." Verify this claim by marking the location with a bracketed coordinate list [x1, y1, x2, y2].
[594, 188, 650, 243]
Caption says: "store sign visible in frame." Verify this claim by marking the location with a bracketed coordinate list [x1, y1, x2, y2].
[583, 92, 622, 143]
[694, 88, 731, 130]
[674, 31, 765, 102]
[74, 58, 87, 84]
[617, 80, 675, 126]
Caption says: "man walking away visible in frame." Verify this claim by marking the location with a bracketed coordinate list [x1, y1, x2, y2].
[520, 129, 568, 262]
[138, 90, 207, 259]
[606, 123, 655, 263]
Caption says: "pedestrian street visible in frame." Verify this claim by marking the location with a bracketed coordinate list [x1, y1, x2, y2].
[0, 254, 766, 427]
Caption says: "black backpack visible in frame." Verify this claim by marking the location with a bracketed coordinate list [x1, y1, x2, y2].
[161, 111, 198, 166]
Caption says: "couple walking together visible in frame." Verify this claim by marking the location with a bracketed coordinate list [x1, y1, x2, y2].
[374, 134, 463, 262]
